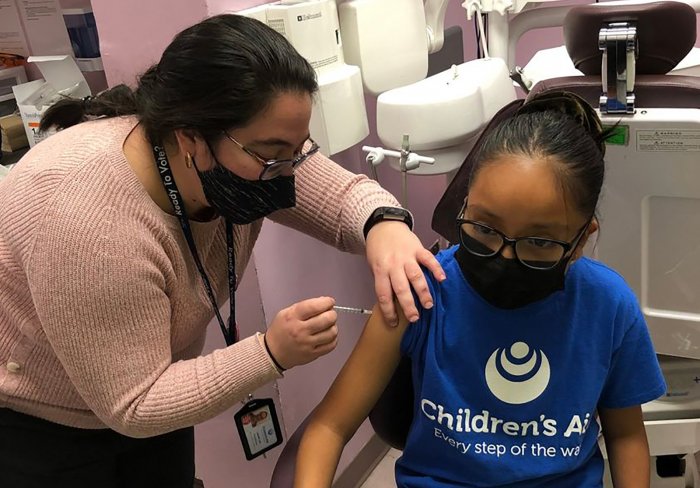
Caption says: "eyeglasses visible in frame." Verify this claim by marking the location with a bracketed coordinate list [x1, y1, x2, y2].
[456, 216, 590, 270]
[224, 132, 320, 181]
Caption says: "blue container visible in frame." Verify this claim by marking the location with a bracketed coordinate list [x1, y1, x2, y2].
[63, 9, 101, 59]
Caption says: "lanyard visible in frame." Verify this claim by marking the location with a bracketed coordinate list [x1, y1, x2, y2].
[152, 144, 238, 346]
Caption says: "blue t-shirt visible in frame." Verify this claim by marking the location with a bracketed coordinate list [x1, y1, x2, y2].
[396, 247, 666, 488]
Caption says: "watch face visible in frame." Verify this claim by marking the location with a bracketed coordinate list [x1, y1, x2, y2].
[379, 207, 411, 224]
[383, 208, 407, 217]
[365, 207, 413, 238]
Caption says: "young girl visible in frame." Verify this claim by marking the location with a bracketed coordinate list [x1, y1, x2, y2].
[294, 92, 666, 487]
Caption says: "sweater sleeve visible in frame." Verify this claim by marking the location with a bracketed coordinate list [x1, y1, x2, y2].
[25, 173, 281, 438]
[268, 151, 401, 254]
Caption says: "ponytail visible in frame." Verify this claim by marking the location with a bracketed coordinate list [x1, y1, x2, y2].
[39, 84, 138, 132]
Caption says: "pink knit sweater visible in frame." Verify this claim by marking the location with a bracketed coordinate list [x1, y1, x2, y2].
[0, 116, 398, 437]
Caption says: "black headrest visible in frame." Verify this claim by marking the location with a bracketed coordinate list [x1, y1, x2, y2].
[564, 1, 696, 75]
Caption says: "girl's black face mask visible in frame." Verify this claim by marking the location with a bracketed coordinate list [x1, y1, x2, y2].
[455, 231, 580, 310]
[193, 156, 296, 225]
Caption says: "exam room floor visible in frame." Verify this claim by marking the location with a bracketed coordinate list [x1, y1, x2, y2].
[360, 448, 401, 487]
[360, 450, 700, 487]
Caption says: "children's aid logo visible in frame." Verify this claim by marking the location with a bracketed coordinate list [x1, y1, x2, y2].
[485, 342, 550, 404]
[420, 342, 592, 460]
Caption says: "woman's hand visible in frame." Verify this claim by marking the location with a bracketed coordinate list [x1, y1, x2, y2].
[365, 221, 446, 326]
[264, 297, 338, 370]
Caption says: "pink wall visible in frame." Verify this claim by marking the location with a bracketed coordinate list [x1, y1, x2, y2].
[195, 260, 285, 486]
[90, 0, 207, 87]
[252, 218, 380, 484]
[207, 0, 270, 15]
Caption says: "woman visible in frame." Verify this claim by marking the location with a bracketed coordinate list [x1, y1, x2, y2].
[0, 14, 443, 488]
[295, 92, 666, 487]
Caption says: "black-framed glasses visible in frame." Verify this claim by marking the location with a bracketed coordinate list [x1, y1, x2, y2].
[224, 132, 320, 181]
[456, 217, 590, 270]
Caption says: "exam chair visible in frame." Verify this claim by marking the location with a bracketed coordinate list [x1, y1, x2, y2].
[433, 0, 699, 239]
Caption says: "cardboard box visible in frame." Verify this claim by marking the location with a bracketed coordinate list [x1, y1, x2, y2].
[0, 113, 28, 152]
[11, 55, 90, 147]
[0, 113, 28, 151]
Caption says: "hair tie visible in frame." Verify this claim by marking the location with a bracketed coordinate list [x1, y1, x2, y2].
[517, 91, 606, 156]
[82, 95, 94, 110]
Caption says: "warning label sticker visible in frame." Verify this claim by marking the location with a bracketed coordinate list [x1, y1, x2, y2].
[637, 130, 700, 152]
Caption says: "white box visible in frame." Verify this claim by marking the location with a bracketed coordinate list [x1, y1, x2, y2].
[0, 65, 28, 103]
[11, 55, 90, 147]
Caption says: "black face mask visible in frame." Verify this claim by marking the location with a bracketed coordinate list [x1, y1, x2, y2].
[455, 232, 572, 310]
[194, 159, 296, 225]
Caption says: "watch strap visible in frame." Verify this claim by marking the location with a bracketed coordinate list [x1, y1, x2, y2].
[363, 207, 414, 239]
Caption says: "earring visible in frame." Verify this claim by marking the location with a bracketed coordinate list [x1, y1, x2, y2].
[185, 153, 193, 169]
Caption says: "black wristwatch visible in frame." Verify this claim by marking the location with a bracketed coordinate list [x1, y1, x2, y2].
[363, 207, 414, 239]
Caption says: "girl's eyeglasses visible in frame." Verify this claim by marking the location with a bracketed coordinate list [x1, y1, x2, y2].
[456, 219, 590, 270]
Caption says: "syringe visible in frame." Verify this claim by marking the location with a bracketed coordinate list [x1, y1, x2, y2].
[333, 305, 373, 315]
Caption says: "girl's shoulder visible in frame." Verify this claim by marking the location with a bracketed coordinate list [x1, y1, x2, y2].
[567, 257, 643, 327]
[568, 257, 635, 298]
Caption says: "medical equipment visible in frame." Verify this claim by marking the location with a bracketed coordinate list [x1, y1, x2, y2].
[339, 0, 431, 95]
[363, 144, 436, 174]
[241, 0, 516, 184]
[568, 5, 700, 484]
[341, 0, 517, 196]
[333, 305, 373, 315]
[236, 1, 368, 157]
[363, 138, 436, 207]
[375, 57, 516, 176]
[517, 2, 700, 88]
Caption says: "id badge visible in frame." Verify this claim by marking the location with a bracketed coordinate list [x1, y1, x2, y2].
[234, 398, 283, 460]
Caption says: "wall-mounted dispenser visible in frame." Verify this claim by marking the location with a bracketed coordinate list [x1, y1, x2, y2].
[237, 1, 369, 157]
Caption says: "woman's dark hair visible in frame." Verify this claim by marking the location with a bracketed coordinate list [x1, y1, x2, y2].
[40, 14, 318, 145]
[469, 91, 613, 217]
